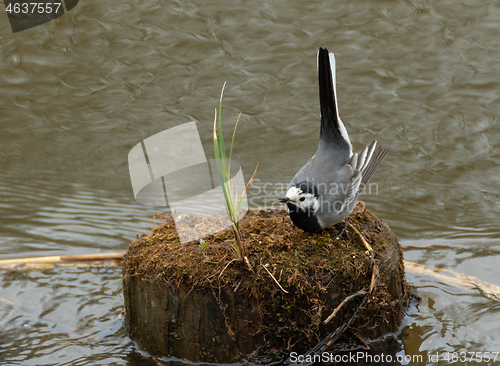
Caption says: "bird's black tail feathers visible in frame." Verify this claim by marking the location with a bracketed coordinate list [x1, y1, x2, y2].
[318, 47, 351, 151]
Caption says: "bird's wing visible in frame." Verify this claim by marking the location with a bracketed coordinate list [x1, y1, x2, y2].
[359, 144, 391, 188]
[343, 168, 362, 205]
[348, 140, 391, 193]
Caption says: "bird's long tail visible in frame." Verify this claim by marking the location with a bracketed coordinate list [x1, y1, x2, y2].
[318, 47, 352, 153]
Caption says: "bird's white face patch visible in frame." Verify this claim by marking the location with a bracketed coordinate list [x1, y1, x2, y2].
[285, 187, 320, 212]
[285, 186, 302, 201]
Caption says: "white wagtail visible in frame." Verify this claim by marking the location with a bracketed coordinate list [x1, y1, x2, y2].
[279, 48, 390, 232]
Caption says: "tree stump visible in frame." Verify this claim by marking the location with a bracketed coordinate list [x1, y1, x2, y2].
[123, 204, 410, 363]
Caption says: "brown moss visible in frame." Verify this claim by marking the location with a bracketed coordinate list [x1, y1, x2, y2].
[123, 203, 410, 362]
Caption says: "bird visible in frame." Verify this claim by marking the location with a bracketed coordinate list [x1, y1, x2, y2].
[279, 48, 390, 232]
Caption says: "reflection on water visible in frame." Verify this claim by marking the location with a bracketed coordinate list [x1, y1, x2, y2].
[1, 0, 500, 364]
[0, 265, 129, 365]
[0, 172, 158, 258]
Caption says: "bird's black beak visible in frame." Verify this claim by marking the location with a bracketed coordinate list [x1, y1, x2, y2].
[279, 197, 291, 204]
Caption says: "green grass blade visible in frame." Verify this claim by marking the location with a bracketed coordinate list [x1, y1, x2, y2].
[218, 82, 241, 223]
[218, 83, 227, 164]
[227, 113, 241, 177]
[213, 107, 235, 221]
[236, 163, 259, 215]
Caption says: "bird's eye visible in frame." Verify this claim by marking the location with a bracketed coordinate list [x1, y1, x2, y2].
[299, 197, 306, 202]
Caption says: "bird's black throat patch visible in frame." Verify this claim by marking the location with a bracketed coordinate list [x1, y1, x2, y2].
[287, 202, 321, 232]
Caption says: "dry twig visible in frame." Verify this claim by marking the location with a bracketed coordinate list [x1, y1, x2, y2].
[261, 263, 288, 294]
[244, 256, 254, 272]
[218, 259, 237, 279]
[349, 223, 373, 252]
[323, 289, 367, 324]
[0, 252, 125, 270]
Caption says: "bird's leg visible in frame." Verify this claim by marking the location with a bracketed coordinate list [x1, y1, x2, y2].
[340, 217, 351, 240]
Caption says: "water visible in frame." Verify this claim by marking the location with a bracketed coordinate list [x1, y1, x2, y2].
[1, 0, 500, 364]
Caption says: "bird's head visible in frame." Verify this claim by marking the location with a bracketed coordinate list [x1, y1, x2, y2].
[279, 184, 320, 214]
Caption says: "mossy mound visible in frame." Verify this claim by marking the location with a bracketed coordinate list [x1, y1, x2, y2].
[123, 203, 410, 363]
